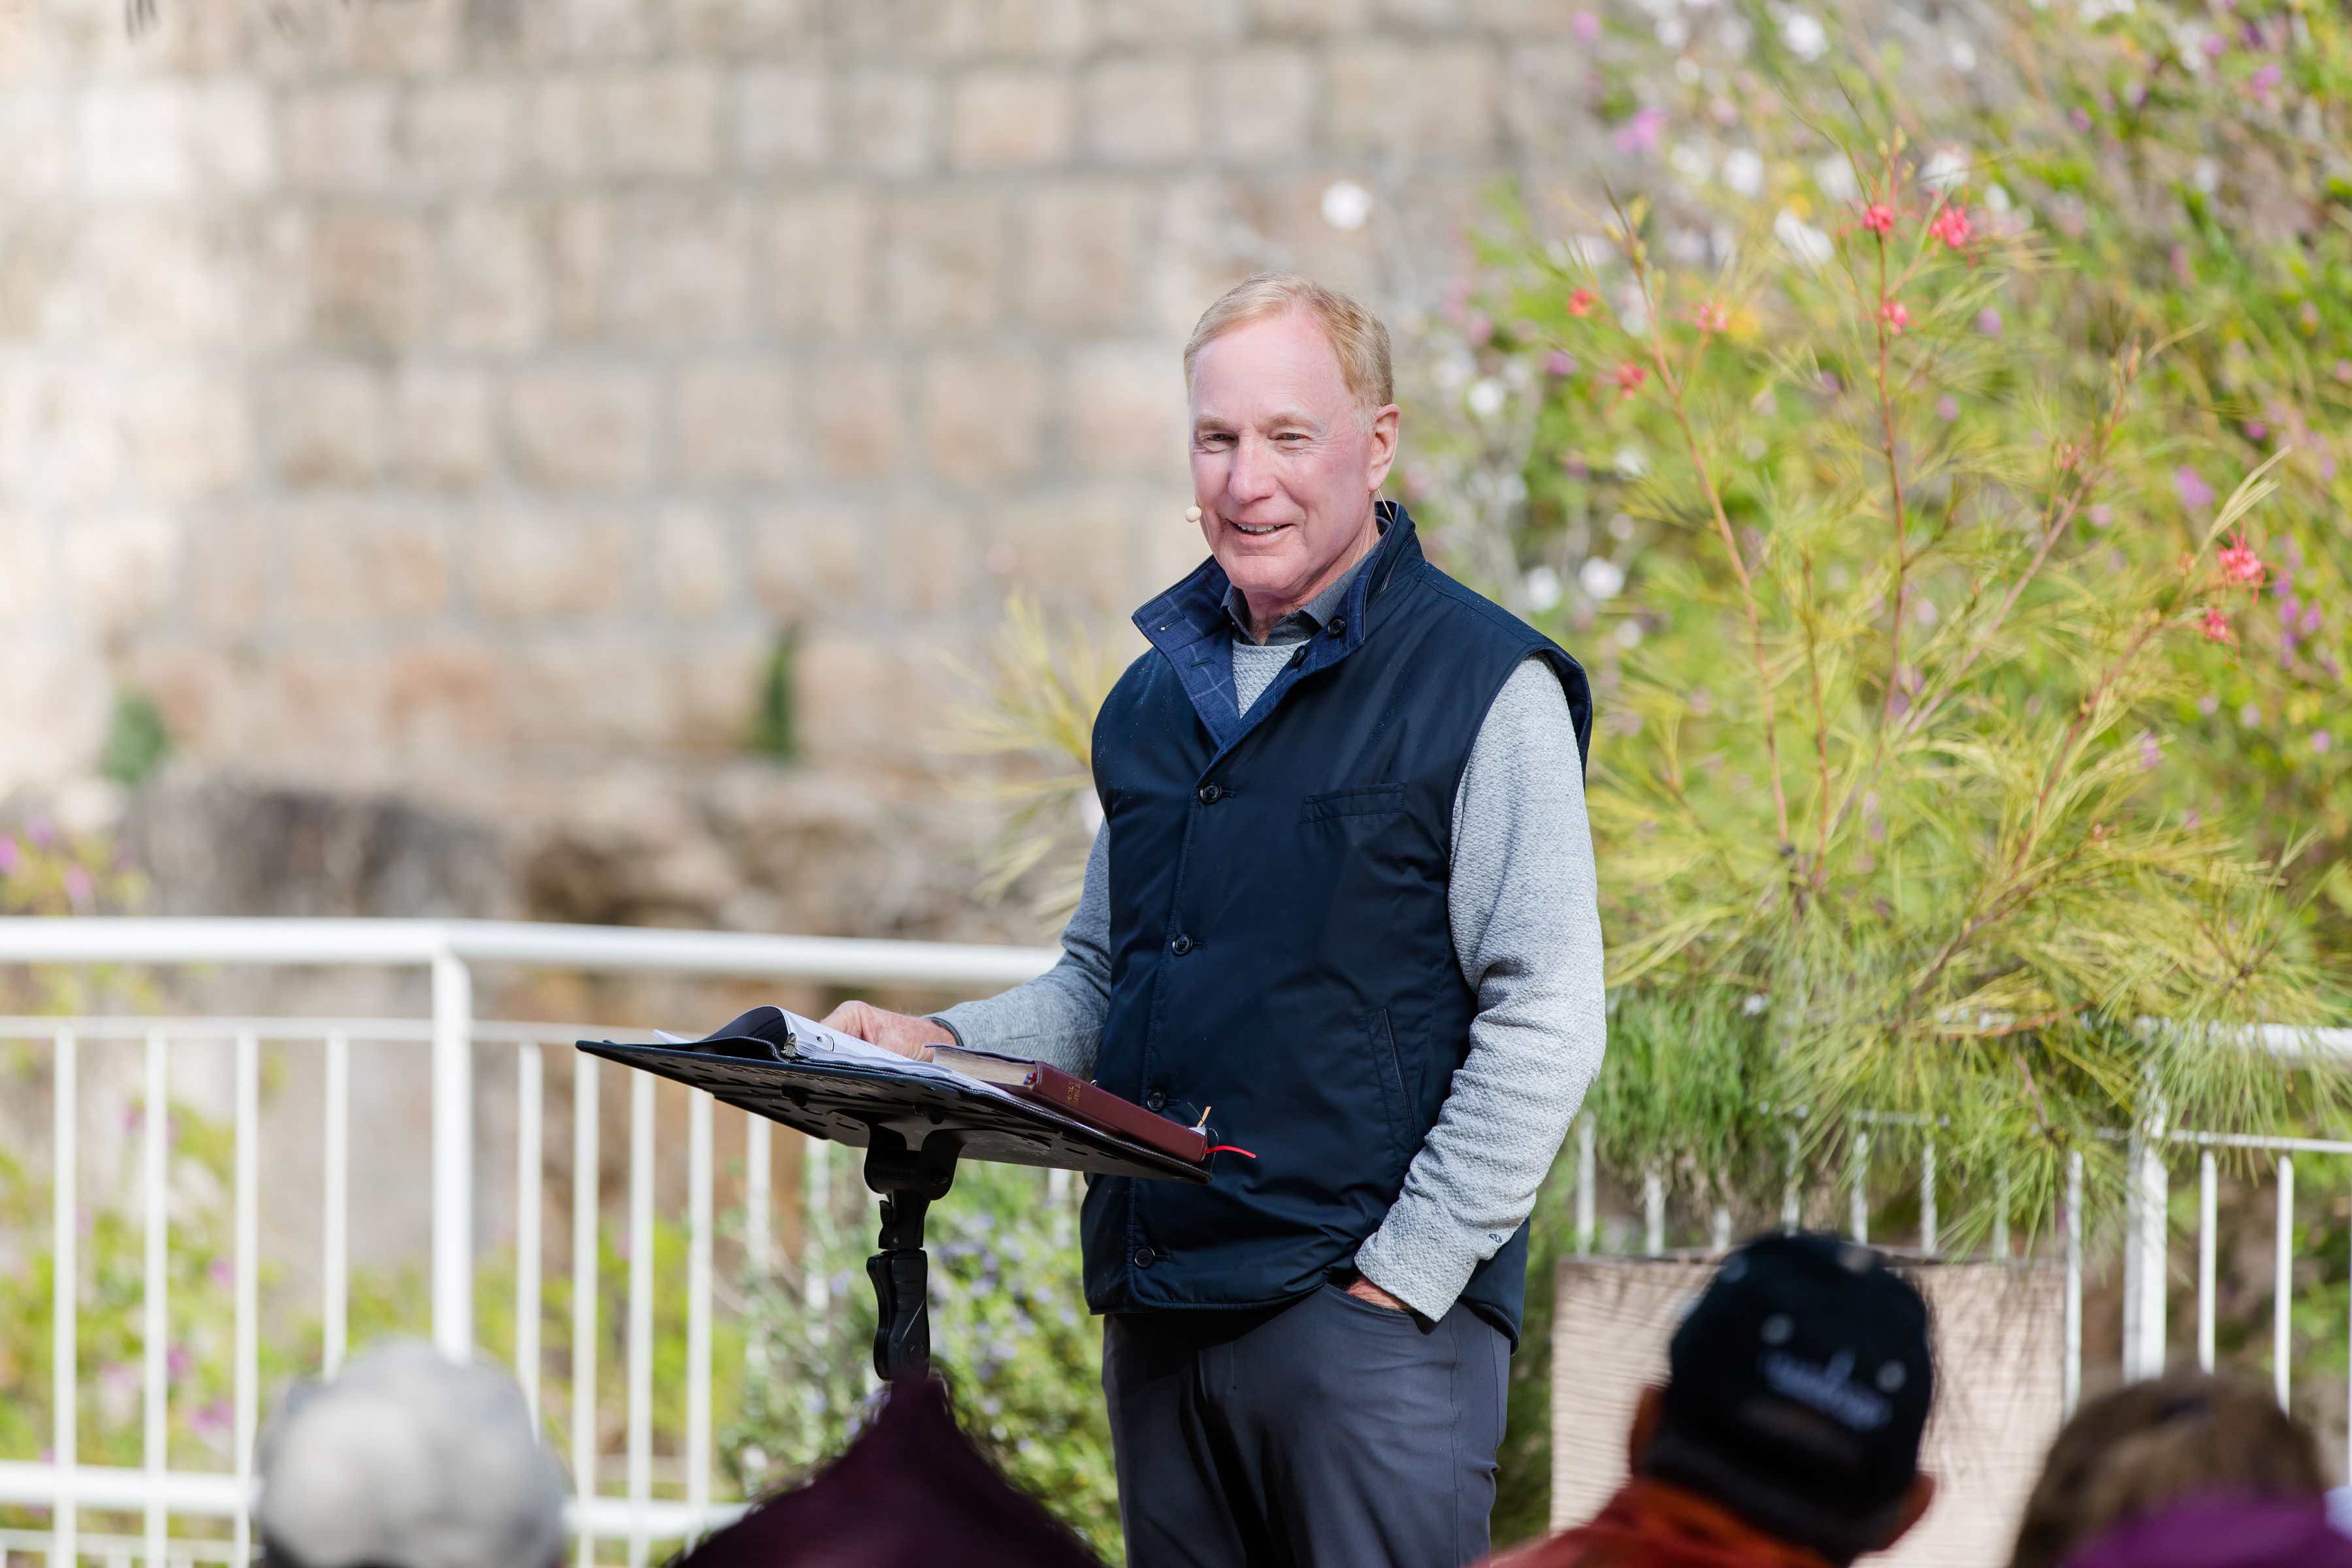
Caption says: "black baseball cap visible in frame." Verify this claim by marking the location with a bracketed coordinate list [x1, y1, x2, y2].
[1641, 1232, 1936, 1561]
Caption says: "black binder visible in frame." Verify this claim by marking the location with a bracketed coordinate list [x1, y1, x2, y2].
[576, 1036, 1212, 1186]
[579, 1012, 1208, 1380]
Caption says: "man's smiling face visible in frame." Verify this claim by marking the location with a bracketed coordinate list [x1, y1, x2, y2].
[1187, 310, 1399, 632]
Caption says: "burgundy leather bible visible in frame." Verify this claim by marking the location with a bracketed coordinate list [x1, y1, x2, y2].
[937, 1047, 1209, 1166]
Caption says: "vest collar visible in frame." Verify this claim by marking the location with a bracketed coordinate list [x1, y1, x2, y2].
[1130, 501, 1425, 753]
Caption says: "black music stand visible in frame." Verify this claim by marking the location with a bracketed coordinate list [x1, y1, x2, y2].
[577, 1034, 1207, 1380]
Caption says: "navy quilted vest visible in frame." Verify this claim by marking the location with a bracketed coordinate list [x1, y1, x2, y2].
[1083, 503, 1591, 1346]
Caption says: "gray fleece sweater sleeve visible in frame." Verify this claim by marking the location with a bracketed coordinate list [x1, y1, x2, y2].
[930, 654, 1607, 1321]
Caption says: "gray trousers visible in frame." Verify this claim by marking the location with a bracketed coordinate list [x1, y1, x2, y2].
[1101, 1281, 1510, 1568]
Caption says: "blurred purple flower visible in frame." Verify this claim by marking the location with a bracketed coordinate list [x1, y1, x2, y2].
[2301, 603, 2323, 636]
[2174, 466, 2215, 510]
[2183, 808, 2202, 828]
[1464, 311, 1493, 346]
[1573, 10, 1601, 42]
[2138, 732, 2163, 770]
[2201, 32, 2227, 59]
[0, 836, 16, 875]
[1613, 106, 1667, 155]
[27, 817, 56, 849]
[208, 1257, 232, 1288]
[2244, 419, 2268, 442]
[167, 1343, 191, 1379]
[2089, 505, 2114, 529]
[63, 865, 93, 904]
[191, 1401, 229, 1438]
[2250, 62, 2283, 99]
[1936, 395, 1960, 421]
[1976, 307, 2003, 337]
[2315, 731, 2335, 755]
[1546, 350, 1578, 376]
[2335, 359, 2352, 384]
[2069, 107, 2093, 132]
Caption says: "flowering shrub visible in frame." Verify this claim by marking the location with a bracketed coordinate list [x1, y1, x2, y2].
[1405, 0, 2352, 1207]
[1438, 199, 2334, 1205]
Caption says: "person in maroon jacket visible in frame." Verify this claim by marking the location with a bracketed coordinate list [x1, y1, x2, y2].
[673, 1377, 1105, 1568]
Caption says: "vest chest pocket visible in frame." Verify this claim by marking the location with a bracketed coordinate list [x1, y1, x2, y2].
[1299, 781, 1407, 823]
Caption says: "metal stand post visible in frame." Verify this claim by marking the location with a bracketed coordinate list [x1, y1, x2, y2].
[860, 1127, 961, 1381]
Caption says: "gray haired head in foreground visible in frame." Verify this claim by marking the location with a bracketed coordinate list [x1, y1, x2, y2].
[253, 1341, 568, 1568]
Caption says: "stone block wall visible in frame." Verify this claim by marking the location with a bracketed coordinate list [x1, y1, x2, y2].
[0, 0, 1620, 825]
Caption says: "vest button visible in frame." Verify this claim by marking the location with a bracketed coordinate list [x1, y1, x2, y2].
[1146, 1090, 1168, 1113]
[1169, 934, 1194, 956]
[1132, 1246, 1156, 1269]
[1196, 783, 1222, 805]
[1328, 615, 1347, 636]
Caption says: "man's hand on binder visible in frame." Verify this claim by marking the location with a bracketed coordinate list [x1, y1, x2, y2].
[820, 1000, 957, 1064]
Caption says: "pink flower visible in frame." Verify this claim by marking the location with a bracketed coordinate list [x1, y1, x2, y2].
[1927, 206, 1972, 249]
[1692, 301, 1731, 333]
[1878, 299, 1910, 333]
[1567, 287, 1597, 318]
[1573, 9, 1601, 42]
[2243, 419, 2268, 442]
[1860, 203, 1897, 235]
[1465, 311, 1493, 346]
[1936, 395, 1960, 421]
[2251, 62, 2283, 99]
[1977, 307, 2004, 337]
[2069, 107, 2094, 133]
[2315, 730, 2334, 755]
[26, 817, 56, 849]
[2138, 732, 2163, 770]
[1614, 362, 1648, 397]
[2174, 466, 2216, 511]
[2216, 531, 2268, 589]
[63, 865, 93, 904]
[1545, 350, 1578, 376]
[167, 1345, 191, 1379]
[2201, 606, 2236, 646]
[209, 1257, 233, 1288]
[0, 836, 16, 875]
[1612, 106, 1667, 156]
[2089, 505, 2114, 528]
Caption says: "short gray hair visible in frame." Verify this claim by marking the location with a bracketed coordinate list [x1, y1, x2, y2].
[1183, 272, 1396, 410]
[255, 1342, 567, 1568]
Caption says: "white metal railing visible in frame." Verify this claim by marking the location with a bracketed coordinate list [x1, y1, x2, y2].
[2, 917, 2347, 1565]
[0, 919, 1055, 1568]
[1569, 1108, 2352, 1471]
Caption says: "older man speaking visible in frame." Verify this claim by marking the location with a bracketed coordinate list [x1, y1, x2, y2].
[826, 274, 1606, 1567]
